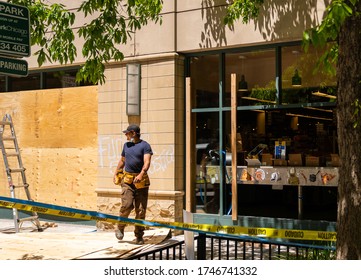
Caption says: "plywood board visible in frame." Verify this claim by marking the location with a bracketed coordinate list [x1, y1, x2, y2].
[76, 228, 171, 259]
[0, 148, 97, 210]
[19, 87, 98, 148]
[0, 86, 98, 210]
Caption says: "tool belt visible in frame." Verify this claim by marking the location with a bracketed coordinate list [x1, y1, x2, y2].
[123, 171, 150, 189]
[114, 169, 125, 185]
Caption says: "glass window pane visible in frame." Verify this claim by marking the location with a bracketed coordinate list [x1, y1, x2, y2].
[190, 55, 219, 108]
[44, 70, 87, 89]
[44, 71, 66, 89]
[225, 49, 276, 107]
[281, 45, 337, 104]
[229, 106, 337, 167]
[194, 112, 220, 213]
[0, 76, 6, 92]
[8, 73, 41, 92]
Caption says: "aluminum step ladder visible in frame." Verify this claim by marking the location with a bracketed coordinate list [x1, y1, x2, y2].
[0, 114, 42, 232]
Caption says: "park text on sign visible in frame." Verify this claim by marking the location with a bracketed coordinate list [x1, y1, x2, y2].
[0, 1, 30, 57]
[0, 55, 28, 77]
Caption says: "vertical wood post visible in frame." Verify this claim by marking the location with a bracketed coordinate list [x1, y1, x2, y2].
[231, 74, 238, 221]
[185, 77, 195, 212]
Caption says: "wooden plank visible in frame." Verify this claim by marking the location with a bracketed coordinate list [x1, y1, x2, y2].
[77, 229, 171, 259]
[185, 77, 195, 212]
[231, 74, 238, 221]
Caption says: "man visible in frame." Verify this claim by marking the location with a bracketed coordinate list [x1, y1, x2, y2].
[113, 124, 153, 245]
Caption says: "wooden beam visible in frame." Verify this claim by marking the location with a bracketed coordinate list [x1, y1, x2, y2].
[185, 77, 195, 212]
[231, 74, 238, 221]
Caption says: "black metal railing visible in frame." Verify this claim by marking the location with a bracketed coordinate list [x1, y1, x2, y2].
[126, 239, 186, 260]
[195, 233, 336, 260]
[126, 233, 336, 260]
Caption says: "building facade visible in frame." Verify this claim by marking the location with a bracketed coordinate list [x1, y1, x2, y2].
[0, 1, 337, 230]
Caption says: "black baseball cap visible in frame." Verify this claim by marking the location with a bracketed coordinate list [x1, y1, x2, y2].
[123, 124, 140, 134]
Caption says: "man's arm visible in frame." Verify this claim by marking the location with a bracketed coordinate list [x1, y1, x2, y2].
[142, 153, 152, 173]
[116, 156, 126, 171]
[134, 153, 152, 182]
[113, 156, 125, 184]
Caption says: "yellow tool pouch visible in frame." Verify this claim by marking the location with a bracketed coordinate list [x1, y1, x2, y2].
[123, 174, 134, 184]
[122, 172, 150, 188]
[134, 173, 150, 189]
[114, 169, 124, 185]
[134, 179, 146, 189]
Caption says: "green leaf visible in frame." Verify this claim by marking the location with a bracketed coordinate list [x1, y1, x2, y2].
[9, 0, 163, 85]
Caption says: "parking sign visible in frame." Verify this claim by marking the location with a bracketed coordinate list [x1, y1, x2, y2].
[0, 1, 30, 57]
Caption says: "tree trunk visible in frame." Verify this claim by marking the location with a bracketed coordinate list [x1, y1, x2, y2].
[336, 1, 361, 260]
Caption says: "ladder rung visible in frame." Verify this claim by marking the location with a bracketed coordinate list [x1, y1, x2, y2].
[9, 168, 25, 173]
[4, 146, 16, 149]
[0, 121, 12, 125]
[12, 184, 28, 189]
[19, 216, 39, 223]
[5, 152, 19, 157]
[1, 136, 15, 141]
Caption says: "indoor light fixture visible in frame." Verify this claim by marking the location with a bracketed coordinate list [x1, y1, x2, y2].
[292, 69, 302, 87]
[238, 74, 248, 91]
[291, 50, 302, 87]
[238, 55, 248, 91]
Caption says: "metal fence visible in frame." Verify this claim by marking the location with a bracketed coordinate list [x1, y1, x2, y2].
[126, 239, 186, 260]
[127, 233, 336, 260]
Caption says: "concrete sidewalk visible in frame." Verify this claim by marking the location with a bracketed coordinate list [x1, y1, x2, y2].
[0, 218, 97, 234]
[0, 218, 180, 260]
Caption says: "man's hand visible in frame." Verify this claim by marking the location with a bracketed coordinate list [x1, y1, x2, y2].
[134, 173, 143, 183]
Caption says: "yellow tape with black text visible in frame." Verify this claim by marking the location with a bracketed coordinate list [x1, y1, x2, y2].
[0, 196, 336, 241]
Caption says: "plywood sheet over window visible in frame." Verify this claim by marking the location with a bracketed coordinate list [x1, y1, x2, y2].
[18, 86, 97, 148]
[0, 86, 98, 210]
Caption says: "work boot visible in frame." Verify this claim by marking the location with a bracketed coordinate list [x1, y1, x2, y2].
[135, 237, 144, 245]
[115, 229, 124, 240]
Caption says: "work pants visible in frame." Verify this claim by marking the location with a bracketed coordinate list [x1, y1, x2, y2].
[117, 183, 149, 238]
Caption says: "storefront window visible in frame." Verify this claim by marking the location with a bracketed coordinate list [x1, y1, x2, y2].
[44, 71, 75, 89]
[188, 43, 338, 220]
[44, 69, 94, 89]
[281, 45, 337, 104]
[0, 76, 6, 92]
[1, 68, 95, 92]
[225, 49, 276, 107]
[232, 106, 337, 166]
[194, 112, 222, 213]
[8, 73, 41, 92]
[191, 55, 220, 108]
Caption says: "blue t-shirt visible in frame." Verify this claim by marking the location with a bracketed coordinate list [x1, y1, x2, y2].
[121, 140, 153, 173]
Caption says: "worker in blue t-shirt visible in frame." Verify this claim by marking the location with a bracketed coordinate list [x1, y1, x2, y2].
[113, 124, 153, 245]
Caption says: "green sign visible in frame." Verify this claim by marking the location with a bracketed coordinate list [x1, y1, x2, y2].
[0, 55, 28, 76]
[0, 1, 30, 57]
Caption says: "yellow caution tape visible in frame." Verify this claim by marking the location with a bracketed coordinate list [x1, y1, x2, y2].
[0, 196, 336, 241]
